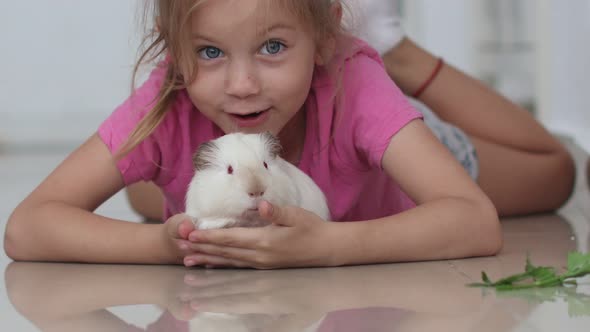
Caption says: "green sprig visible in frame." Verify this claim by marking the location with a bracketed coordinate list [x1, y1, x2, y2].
[468, 251, 590, 290]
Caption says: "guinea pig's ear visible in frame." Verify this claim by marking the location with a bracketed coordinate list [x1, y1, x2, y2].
[192, 141, 218, 171]
[262, 131, 282, 158]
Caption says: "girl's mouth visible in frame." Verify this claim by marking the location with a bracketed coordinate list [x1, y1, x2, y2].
[230, 108, 271, 128]
[240, 111, 264, 119]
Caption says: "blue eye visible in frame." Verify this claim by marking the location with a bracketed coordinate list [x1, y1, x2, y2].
[198, 46, 224, 60]
[260, 40, 285, 55]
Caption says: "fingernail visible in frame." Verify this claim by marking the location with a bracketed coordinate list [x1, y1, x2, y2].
[189, 233, 199, 241]
[185, 260, 196, 267]
[179, 243, 189, 250]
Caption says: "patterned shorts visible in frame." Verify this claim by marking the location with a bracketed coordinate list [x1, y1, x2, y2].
[409, 98, 479, 180]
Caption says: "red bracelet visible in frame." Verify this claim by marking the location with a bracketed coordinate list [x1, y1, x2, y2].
[412, 57, 444, 99]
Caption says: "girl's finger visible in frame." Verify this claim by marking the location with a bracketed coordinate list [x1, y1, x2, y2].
[187, 244, 259, 263]
[188, 227, 266, 249]
[177, 219, 195, 239]
[167, 214, 194, 238]
[176, 239, 197, 254]
[184, 254, 251, 269]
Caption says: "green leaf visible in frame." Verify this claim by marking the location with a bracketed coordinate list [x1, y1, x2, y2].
[529, 266, 558, 282]
[467, 282, 492, 287]
[467, 251, 590, 316]
[492, 272, 532, 286]
[567, 251, 590, 273]
[467, 251, 590, 291]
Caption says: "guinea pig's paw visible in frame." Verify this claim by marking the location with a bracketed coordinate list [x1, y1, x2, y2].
[197, 217, 239, 230]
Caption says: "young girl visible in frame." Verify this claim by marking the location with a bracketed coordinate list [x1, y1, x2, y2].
[129, 0, 576, 220]
[4, 0, 501, 268]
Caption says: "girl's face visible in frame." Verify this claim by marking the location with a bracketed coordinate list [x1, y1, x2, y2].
[186, 0, 322, 139]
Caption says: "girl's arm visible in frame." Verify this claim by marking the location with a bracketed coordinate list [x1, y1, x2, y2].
[4, 134, 184, 264]
[330, 119, 502, 265]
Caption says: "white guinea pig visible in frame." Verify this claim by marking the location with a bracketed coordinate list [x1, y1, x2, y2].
[185, 132, 331, 230]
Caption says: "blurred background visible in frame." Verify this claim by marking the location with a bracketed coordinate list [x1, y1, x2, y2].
[0, 0, 589, 153]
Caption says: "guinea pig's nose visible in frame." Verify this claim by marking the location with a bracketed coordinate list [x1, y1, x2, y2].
[248, 191, 265, 197]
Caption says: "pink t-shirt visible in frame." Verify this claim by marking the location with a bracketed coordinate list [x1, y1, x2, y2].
[98, 39, 422, 221]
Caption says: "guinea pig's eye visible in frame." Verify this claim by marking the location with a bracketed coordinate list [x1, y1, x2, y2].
[227, 165, 234, 174]
[263, 162, 268, 169]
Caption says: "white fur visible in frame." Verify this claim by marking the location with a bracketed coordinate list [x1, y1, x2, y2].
[341, 0, 405, 55]
[185, 133, 331, 229]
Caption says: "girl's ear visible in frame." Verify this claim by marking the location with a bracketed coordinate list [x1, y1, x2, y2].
[156, 16, 162, 32]
[331, 1, 343, 22]
[315, 38, 336, 66]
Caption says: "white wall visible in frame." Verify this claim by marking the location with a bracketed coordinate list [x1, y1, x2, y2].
[402, 0, 475, 75]
[535, 0, 590, 152]
[0, 0, 142, 148]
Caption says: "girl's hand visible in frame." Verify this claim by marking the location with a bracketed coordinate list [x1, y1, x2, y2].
[183, 201, 339, 269]
[162, 214, 198, 264]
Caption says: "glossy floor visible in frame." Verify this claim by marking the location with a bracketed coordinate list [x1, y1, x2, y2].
[1, 140, 589, 331]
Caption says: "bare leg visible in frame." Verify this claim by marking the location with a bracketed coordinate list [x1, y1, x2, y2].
[126, 181, 164, 222]
[472, 137, 574, 216]
[383, 39, 576, 216]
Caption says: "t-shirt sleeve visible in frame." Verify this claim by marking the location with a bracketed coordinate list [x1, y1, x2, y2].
[337, 53, 423, 170]
[97, 65, 167, 185]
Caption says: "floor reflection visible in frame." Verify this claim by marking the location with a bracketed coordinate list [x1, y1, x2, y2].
[4, 213, 590, 331]
[3, 260, 505, 331]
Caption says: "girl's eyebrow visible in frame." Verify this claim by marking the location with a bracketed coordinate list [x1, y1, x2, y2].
[191, 33, 217, 42]
[192, 23, 295, 40]
[258, 23, 296, 34]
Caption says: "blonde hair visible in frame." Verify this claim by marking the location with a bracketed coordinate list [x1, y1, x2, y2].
[116, 0, 350, 158]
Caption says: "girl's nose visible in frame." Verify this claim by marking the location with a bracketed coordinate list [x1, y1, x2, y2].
[225, 60, 260, 98]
